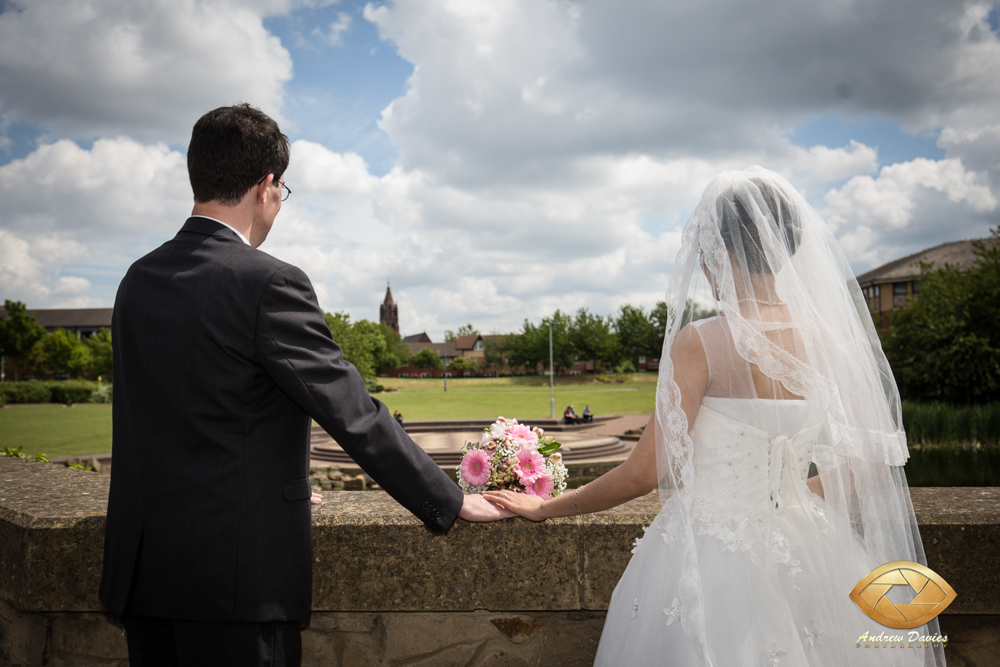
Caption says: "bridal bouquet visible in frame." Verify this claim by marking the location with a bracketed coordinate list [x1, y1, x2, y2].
[457, 417, 568, 498]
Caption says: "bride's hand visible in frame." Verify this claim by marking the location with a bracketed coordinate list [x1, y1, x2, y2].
[483, 489, 546, 521]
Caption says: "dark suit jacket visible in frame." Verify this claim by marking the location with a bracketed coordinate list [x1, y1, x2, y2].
[99, 217, 463, 622]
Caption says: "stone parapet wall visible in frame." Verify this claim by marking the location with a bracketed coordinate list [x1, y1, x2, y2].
[1, 458, 998, 666]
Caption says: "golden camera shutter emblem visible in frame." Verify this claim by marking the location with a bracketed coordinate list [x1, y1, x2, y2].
[849, 561, 957, 629]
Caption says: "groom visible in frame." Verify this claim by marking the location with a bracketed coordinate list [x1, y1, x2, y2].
[99, 104, 507, 666]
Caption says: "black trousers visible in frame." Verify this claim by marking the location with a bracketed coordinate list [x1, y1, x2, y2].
[121, 615, 302, 667]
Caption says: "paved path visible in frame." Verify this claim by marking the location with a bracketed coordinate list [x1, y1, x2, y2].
[585, 413, 650, 436]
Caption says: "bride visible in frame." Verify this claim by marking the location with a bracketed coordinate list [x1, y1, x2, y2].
[486, 167, 945, 666]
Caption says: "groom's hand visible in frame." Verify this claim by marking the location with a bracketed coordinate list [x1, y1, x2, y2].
[458, 494, 514, 522]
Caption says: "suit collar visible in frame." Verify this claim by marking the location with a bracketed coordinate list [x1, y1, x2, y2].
[179, 216, 249, 245]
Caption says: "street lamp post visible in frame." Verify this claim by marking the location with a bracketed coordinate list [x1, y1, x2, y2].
[548, 323, 554, 418]
[443, 332, 448, 393]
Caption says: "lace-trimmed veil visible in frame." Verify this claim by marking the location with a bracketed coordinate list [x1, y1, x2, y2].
[653, 167, 945, 666]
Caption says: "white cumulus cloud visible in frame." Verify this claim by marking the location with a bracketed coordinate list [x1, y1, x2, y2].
[0, 0, 296, 141]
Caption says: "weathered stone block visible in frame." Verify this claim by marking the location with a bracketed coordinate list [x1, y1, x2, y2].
[490, 616, 544, 644]
[343, 475, 367, 490]
[940, 615, 1000, 667]
[0, 599, 46, 666]
[2, 457, 999, 666]
[406, 642, 480, 667]
[381, 613, 496, 661]
[470, 648, 530, 667]
[538, 613, 606, 667]
[50, 612, 127, 658]
[912, 488, 1000, 614]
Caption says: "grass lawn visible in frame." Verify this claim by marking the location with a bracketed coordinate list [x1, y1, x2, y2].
[0, 375, 657, 458]
[0, 404, 112, 458]
[373, 378, 656, 421]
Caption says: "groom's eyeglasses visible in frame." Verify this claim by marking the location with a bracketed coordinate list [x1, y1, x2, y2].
[256, 174, 292, 202]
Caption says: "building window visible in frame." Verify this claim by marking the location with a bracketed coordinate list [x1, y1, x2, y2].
[893, 282, 908, 308]
[638, 355, 646, 364]
[473, 340, 484, 351]
[865, 284, 881, 312]
[912, 281, 921, 296]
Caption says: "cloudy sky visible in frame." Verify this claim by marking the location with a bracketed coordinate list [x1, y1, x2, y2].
[1, 0, 998, 337]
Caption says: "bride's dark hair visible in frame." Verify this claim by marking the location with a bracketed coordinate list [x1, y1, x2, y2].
[717, 178, 801, 275]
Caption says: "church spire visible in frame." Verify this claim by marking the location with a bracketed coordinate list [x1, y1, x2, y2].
[380, 281, 399, 333]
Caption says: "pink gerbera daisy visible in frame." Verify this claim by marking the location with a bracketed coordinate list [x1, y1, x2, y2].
[460, 449, 492, 487]
[515, 448, 545, 484]
[525, 473, 554, 498]
[508, 423, 539, 449]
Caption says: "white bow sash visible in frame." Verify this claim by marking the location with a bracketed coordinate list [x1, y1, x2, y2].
[767, 424, 823, 520]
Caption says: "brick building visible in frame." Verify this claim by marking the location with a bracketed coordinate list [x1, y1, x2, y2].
[855, 237, 997, 328]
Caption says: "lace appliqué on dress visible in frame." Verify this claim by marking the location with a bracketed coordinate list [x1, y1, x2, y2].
[631, 525, 650, 554]
[769, 529, 802, 579]
[763, 642, 787, 665]
[803, 621, 823, 649]
[662, 598, 681, 627]
[689, 499, 803, 579]
[690, 499, 761, 562]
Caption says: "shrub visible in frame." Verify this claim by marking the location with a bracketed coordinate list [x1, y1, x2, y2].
[0, 381, 52, 404]
[0, 380, 106, 404]
[90, 383, 112, 404]
[48, 381, 97, 404]
[364, 377, 387, 393]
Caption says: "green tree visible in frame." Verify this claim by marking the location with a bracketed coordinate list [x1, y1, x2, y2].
[881, 228, 1000, 403]
[324, 312, 376, 380]
[85, 329, 113, 378]
[507, 311, 577, 373]
[448, 356, 479, 374]
[374, 322, 410, 373]
[351, 319, 388, 379]
[572, 308, 621, 372]
[41, 328, 92, 378]
[411, 347, 444, 371]
[0, 300, 46, 381]
[483, 335, 509, 373]
[542, 310, 577, 372]
[650, 301, 671, 353]
[681, 299, 718, 327]
[615, 304, 660, 368]
[446, 324, 480, 342]
[506, 320, 546, 372]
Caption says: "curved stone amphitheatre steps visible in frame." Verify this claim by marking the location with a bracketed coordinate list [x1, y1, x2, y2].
[375, 414, 619, 434]
[310, 417, 633, 466]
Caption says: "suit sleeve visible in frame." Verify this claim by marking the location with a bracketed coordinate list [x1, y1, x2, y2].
[255, 265, 463, 532]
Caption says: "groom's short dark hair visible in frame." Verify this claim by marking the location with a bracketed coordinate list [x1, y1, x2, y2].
[188, 103, 290, 205]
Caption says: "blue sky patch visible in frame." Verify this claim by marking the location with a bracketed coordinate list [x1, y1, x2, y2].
[789, 114, 944, 168]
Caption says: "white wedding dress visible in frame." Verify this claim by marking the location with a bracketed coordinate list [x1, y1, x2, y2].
[594, 396, 920, 666]
[592, 169, 943, 667]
